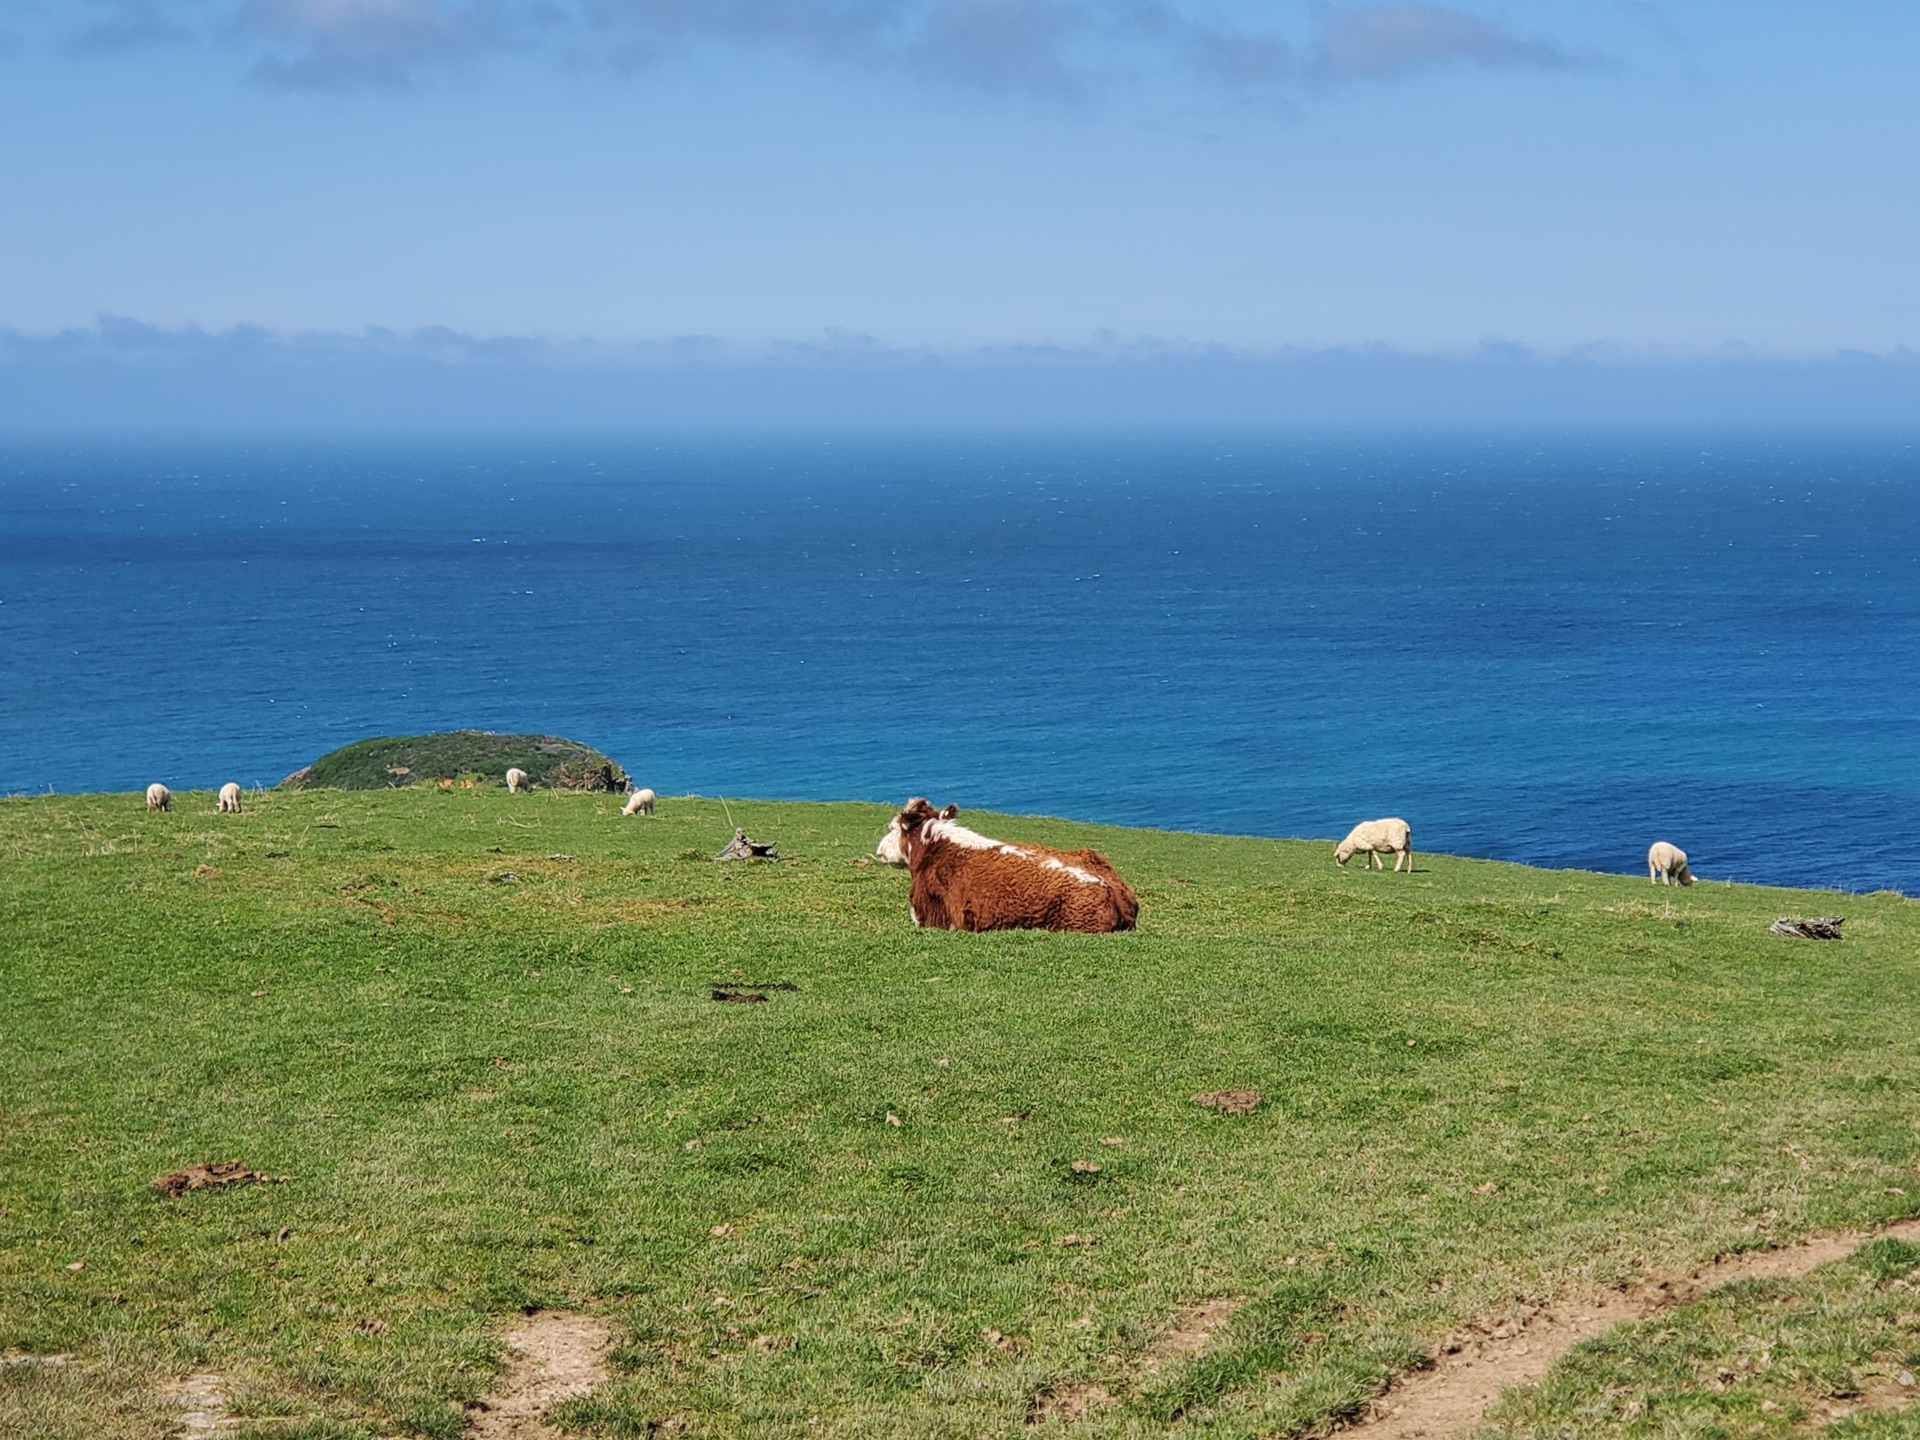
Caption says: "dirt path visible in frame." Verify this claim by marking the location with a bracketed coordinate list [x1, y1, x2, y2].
[1347, 1218, 1920, 1440]
[468, 1311, 618, 1439]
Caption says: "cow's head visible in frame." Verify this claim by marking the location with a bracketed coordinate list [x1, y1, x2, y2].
[876, 797, 956, 866]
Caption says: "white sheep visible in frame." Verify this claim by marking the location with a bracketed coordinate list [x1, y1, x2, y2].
[217, 782, 243, 814]
[505, 768, 529, 793]
[622, 788, 656, 817]
[1647, 841, 1695, 886]
[1335, 817, 1412, 871]
[145, 782, 172, 812]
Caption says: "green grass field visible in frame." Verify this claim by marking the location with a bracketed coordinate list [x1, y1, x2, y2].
[1, 788, 1916, 1439]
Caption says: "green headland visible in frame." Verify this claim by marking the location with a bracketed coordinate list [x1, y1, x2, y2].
[2, 788, 1916, 1439]
[282, 732, 630, 793]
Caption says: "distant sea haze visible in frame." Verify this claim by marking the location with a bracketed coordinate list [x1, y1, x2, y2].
[1, 431, 1914, 893]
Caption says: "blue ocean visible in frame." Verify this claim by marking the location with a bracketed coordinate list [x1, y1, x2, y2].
[2, 432, 1915, 892]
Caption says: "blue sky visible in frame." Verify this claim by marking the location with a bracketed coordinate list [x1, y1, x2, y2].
[2, 2, 1917, 376]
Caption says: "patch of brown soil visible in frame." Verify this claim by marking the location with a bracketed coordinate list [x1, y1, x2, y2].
[1137, 1297, 1244, 1375]
[1026, 1381, 1114, 1426]
[1346, 1218, 1920, 1440]
[1192, 1089, 1263, 1114]
[468, 1310, 618, 1439]
[1809, 1371, 1920, 1427]
[151, 1162, 284, 1198]
[158, 1372, 235, 1438]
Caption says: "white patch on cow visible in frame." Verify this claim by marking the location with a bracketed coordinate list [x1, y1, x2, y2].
[883, 813, 1104, 886]
[1040, 855, 1106, 886]
[929, 819, 997, 850]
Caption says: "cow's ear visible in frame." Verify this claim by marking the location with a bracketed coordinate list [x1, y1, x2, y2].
[941, 804, 958, 819]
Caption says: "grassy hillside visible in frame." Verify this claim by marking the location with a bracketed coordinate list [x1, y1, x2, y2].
[285, 733, 630, 792]
[0, 789, 1915, 1440]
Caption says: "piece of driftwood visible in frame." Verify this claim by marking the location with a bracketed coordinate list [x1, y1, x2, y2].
[1771, 915, 1844, 940]
[716, 828, 779, 861]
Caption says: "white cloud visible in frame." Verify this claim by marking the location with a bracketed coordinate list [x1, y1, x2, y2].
[1310, 3, 1591, 82]
[234, 0, 521, 88]
[49, 0, 1604, 98]
[66, 1, 197, 55]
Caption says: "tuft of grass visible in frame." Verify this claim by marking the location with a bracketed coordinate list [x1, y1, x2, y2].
[1, 788, 1918, 1437]
[1135, 1272, 1338, 1422]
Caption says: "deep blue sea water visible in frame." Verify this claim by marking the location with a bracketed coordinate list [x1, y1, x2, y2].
[2, 432, 1915, 892]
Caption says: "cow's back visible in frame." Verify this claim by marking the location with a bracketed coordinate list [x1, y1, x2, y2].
[911, 838, 1135, 933]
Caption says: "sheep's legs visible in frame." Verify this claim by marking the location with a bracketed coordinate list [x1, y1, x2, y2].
[1395, 847, 1410, 872]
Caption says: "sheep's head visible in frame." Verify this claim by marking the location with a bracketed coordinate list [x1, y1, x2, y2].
[1334, 840, 1355, 867]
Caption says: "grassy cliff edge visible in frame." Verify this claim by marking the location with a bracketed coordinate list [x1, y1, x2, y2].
[1, 789, 1915, 1439]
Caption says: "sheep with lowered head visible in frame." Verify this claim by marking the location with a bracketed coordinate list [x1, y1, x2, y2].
[217, 782, 243, 814]
[505, 768, 529, 793]
[1335, 817, 1412, 871]
[1648, 840, 1695, 886]
[145, 783, 172, 812]
[622, 788, 656, 817]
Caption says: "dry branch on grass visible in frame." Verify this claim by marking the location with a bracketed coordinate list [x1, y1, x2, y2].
[1772, 915, 1845, 939]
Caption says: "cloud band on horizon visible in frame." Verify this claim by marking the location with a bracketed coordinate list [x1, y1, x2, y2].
[54, 0, 1602, 98]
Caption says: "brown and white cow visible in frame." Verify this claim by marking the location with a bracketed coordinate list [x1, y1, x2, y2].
[876, 798, 1139, 933]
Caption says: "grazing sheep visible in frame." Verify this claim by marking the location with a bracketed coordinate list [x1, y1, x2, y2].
[1648, 840, 1695, 886]
[622, 788, 656, 817]
[1335, 818, 1412, 871]
[217, 782, 243, 814]
[505, 768, 529, 793]
[145, 782, 172, 812]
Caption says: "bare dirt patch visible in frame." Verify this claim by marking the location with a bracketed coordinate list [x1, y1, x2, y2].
[158, 1372, 235, 1438]
[1138, 1297, 1244, 1375]
[1027, 1381, 1115, 1426]
[468, 1310, 617, 1439]
[710, 980, 799, 1002]
[1192, 1089, 1263, 1114]
[1345, 1218, 1920, 1440]
[1809, 1370, 1920, 1426]
[151, 1162, 284, 1198]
